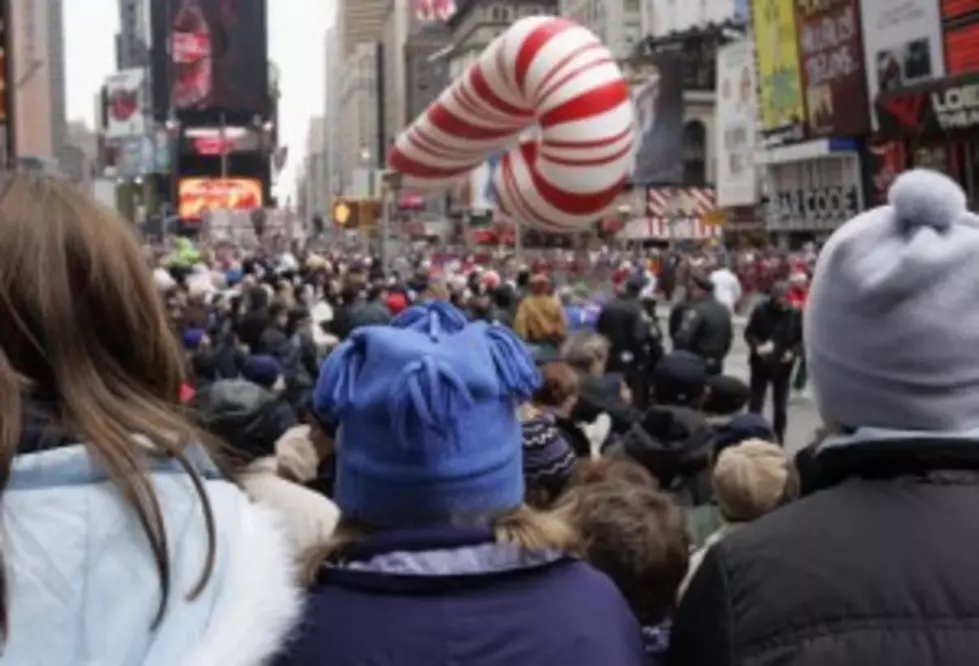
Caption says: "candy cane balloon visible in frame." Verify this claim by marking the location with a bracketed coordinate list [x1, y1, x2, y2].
[388, 16, 636, 232]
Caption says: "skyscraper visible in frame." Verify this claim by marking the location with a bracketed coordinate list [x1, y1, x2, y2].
[339, 0, 386, 56]
[116, 0, 150, 69]
[9, 0, 66, 171]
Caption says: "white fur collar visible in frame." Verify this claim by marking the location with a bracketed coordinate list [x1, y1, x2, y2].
[182, 502, 304, 666]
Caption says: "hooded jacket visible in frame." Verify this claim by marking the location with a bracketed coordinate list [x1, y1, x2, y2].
[3, 424, 301, 666]
[617, 405, 715, 506]
[276, 527, 646, 666]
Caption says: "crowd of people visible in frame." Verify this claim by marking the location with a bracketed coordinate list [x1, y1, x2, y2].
[2, 167, 975, 666]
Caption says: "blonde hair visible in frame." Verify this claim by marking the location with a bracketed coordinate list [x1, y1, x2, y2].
[302, 505, 577, 584]
[712, 439, 798, 522]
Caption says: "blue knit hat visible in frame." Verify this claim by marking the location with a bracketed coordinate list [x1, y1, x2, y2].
[242, 354, 284, 389]
[314, 301, 540, 526]
[183, 328, 207, 351]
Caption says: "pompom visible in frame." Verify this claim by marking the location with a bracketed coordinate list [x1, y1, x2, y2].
[888, 169, 966, 232]
[387, 356, 473, 450]
[392, 301, 469, 338]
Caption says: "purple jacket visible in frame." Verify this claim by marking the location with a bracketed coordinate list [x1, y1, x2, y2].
[276, 527, 646, 666]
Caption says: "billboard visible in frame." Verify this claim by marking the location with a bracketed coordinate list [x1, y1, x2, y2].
[859, 0, 944, 129]
[159, 0, 269, 116]
[715, 41, 757, 207]
[794, 0, 870, 137]
[631, 51, 684, 185]
[178, 177, 262, 220]
[752, 0, 806, 143]
[104, 69, 146, 139]
[180, 126, 263, 154]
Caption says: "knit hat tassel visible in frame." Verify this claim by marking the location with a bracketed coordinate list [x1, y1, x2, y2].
[387, 356, 474, 450]
[484, 325, 541, 400]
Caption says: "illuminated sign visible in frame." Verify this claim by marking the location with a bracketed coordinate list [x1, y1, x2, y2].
[178, 177, 262, 220]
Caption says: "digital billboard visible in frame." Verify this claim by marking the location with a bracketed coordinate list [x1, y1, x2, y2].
[153, 0, 269, 118]
[178, 177, 262, 220]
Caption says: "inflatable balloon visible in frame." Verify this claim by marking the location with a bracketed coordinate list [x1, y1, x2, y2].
[388, 16, 636, 232]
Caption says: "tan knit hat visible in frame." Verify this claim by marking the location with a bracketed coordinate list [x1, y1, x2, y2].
[712, 439, 797, 522]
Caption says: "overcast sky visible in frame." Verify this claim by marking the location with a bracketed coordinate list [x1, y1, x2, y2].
[63, 0, 333, 200]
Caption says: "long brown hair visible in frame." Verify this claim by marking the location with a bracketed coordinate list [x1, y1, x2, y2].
[0, 176, 216, 638]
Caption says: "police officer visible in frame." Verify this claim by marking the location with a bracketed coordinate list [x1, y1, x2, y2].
[670, 274, 733, 376]
[597, 273, 661, 408]
[744, 281, 803, 444]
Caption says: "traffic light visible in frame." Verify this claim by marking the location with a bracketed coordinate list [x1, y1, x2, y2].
[332, 197, 359, 227]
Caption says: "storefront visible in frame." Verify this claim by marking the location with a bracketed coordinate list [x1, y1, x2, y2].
[874, 72, 979, 204]
[758, 139, 865, 248]
[619, 186, 723, 243]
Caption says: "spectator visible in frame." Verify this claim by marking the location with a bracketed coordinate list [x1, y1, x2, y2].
[519, 399, 578, 508]
[192, 379, 340, 558]
[514, 273, 568, 348]
[277, 303, 646, 666]
[671, 170, 979, 665]
[555, 481, 689, 665]
[0, 175, 299, 664]
[679, 439, 796, 596]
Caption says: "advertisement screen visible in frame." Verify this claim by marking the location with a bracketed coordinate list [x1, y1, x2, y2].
[180, 127, 263, 154]
[752, 0, 807, 141]
[165, 0, 268, 116]
[178, 177, 263, 219]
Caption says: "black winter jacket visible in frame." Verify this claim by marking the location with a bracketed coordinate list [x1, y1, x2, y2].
[670, 436, 979, 666]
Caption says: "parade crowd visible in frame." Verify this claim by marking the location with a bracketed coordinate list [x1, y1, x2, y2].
[2, 168, 977, 666]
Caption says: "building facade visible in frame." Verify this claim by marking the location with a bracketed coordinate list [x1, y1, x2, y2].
[9, 0, 66, 172]
[339, 0, 386, 56]
[380, 0, 414, 144]
[558, 0, 643, 59]
[404, 21, 451, 125]
[324, 23, 343, 196]
[303, 115, 329, 218]
[446, 0, 558, 81]
[339, 42, 380, 196]
[116, 0, 150, 69]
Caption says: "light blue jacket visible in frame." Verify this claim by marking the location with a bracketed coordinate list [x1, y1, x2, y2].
[0, 444, 302, 666]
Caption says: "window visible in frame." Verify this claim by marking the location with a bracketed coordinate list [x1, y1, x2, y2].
[625, 0, 640, 10]
[683, 120, 707, 185]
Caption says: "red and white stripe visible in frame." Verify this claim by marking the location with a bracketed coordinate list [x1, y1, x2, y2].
[388, 17, 636, 232]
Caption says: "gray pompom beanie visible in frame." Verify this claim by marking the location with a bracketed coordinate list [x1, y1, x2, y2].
[805, 169, 979, 431]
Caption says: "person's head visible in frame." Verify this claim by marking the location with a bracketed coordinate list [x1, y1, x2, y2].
[652, 351, 709, 408]
[533, 362, 580, 417]
[687, 273, 713, 301]
[313, 301, 544, 527]
[569, 456, 658, 490]
[769, 280, 790, 310]
[241, 354, 285, 392]
[560, 331, 610, 376]
[806, 169, 979, 430]
[307, 302, 573, 576]
[712, 439, 798, 522]
[554, 482, 689, 626]
[528, 273, 551, 296]
[0, 175, 216, 631]
[191, 379, 284, 466]
[624, 272, 647, 297]
[339, 282, 361, 306]
[520, 407, 577, 509]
